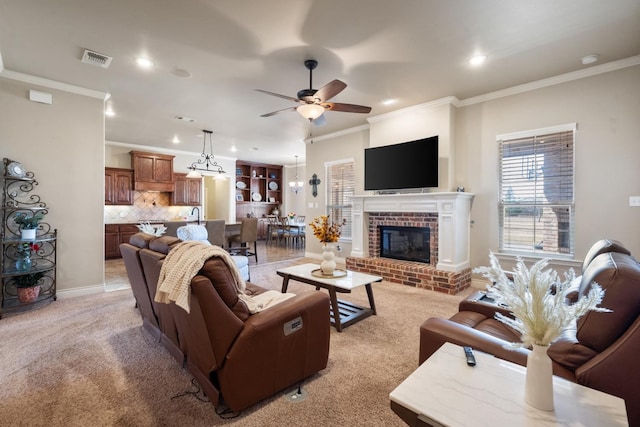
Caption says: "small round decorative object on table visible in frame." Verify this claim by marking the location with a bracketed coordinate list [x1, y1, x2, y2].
[311, 268, 347, 278]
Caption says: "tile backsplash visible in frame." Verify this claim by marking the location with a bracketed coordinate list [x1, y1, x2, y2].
[104, 191, 197, 223]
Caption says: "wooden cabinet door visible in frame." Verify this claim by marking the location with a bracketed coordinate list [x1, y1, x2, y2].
[154, 157, 174, 183]
[105, 224, 120, 259]
[171, 173, 189, 205]
[113, 170, 133, 205]
[105, 170, 115, 205]
[132, 154, 155, 182]
[105, 168, 133, 205]
[187, 178, 201, 206]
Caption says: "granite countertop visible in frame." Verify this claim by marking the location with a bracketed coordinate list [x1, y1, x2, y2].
[105, 219, 201, 225]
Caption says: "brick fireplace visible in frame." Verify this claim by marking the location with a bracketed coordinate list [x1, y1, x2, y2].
[347, 193, 473, 294]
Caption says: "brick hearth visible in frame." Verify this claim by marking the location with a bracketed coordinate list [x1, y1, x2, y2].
[346, 256, 471, 295]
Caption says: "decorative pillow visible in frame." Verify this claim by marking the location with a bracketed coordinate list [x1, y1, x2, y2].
[176, 225, 210, 243]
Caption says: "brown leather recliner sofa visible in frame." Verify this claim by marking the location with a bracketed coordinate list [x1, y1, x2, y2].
[120, 232, 331, 413]
[419, 239, 640, 426]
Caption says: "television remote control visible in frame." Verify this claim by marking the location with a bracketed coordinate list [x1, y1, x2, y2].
[463, 346, 476, 366]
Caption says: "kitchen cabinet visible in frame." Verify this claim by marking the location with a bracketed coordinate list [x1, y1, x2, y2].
[130, 151, 175, 192]
[104, 224, 120, 259]
[171, 173, 202, 206]
[105, 223, 165, 259]
[105, 167, 133, 205]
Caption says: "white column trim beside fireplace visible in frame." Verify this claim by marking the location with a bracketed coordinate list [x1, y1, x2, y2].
[351, 192, 474, 273]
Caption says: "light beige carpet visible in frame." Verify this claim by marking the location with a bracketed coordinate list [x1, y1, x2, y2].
[0, 259, 472, 426]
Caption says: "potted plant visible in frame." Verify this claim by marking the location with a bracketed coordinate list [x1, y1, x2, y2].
[14, 211, 45, 239]
[473, 252, 609, 411]
[14, 271, 45, 303]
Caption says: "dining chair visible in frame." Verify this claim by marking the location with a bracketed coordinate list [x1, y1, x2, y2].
[204, 219, 226, 247]
[278, 216, 296, 248]
[266, 215, 281, 245]
[228, 217, 258, 262]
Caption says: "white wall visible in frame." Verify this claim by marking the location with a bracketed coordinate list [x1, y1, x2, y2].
[0, 78, 105, 294]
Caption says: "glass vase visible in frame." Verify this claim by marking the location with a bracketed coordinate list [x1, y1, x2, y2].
[16, 255, 32, 272]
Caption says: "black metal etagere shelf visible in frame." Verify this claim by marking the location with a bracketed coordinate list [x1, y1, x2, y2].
[1, 158, 57, 318]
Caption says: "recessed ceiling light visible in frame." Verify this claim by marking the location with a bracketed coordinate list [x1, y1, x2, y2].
[381, 98, 397, 106]
[469, 55, 487, 66]
[251, 147, 259, 151]
[230, 145, 237, 152]
[172, 136, 180, 144]
[174, 115, 195, 123]
[135, 57, 154, 69]
[581, 54, 599, 65]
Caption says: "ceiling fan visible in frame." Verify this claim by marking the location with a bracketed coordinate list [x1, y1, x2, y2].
[256, 59, 371, 124]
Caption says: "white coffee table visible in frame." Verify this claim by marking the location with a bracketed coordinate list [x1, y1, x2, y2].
[390, 342, 628, 426]
[276, 263, 382, 332]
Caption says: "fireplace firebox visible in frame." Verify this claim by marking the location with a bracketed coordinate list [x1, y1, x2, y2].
[380, 225, 430, 263]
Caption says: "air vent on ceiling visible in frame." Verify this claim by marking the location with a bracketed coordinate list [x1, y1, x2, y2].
[81, 49, 113, 69]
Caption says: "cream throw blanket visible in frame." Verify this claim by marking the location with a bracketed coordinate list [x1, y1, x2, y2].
[155, 241, 294, 313]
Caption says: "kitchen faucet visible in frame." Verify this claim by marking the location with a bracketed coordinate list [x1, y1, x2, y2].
[191, 206, 201, 224]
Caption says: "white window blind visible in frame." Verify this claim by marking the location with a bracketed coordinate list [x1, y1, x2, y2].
[326, 160, 354, 239]
[498, 126, 575, 256]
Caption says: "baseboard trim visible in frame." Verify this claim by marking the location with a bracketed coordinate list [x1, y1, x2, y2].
[57, 284, 105, 299]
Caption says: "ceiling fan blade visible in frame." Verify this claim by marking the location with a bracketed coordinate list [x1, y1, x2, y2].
[255, 89, 301, 103]
[323, 102, 372, 114]
[312, 114, 326, 126]
[314, 79, 347, 102]
[260, 107, 297, 117]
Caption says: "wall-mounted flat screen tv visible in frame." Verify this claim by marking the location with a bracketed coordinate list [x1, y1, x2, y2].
[364, 136, 438, 191]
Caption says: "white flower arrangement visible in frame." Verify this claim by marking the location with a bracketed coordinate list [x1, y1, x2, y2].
[473, 252, 610, 347]
[137, 222, 167, 237]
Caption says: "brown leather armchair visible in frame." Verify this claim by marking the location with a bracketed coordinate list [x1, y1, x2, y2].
[420, 244, 640, 426]
[120, 233, 330, 413]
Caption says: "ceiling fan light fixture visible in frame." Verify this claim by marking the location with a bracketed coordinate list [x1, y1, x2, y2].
[296, 103, 325, 120]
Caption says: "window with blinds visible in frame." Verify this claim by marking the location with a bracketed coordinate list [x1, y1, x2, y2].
[498, 125, 575, 256]
[325, 160, 354, 240]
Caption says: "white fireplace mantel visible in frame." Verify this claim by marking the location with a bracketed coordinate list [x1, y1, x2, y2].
[350, 192, 474, 273]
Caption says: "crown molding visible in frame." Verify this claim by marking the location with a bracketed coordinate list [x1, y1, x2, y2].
[303, 123, 369, 144]
[105, 140, 236, 161]
[367, 96, 460, 123]
[0, 68, 110, 100]
[457, 55, 640, 107]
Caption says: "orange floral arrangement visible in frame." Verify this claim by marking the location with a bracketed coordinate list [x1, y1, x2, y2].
[309, 215, 345, 243]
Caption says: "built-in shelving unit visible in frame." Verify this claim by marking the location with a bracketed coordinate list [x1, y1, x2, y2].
[1, 158, 57, 318]
[235, 161, 282, 219]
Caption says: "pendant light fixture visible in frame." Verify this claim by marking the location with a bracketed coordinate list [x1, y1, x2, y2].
[187, 129, 226, 178]
[289, 155, 304, 194]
